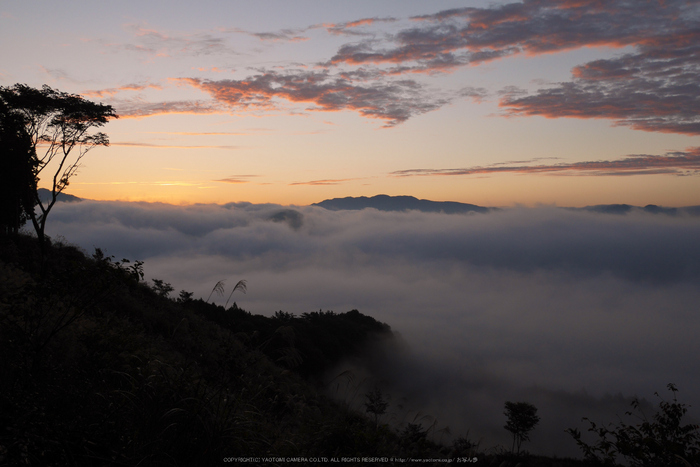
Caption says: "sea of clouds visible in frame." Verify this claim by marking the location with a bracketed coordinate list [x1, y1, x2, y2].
[43, 199, 700, 456]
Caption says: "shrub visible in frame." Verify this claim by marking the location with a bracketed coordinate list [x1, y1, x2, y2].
[567, 383, 700, 466]
[504, 401, 540, 456]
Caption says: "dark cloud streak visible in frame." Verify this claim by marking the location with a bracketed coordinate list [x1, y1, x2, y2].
[225, 27, 310, 42]
[392, 147, 700, 178]
[214, 175, 258, 184]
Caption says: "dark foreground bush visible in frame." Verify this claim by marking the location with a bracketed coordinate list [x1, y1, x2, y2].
[568, 383, 700, 466]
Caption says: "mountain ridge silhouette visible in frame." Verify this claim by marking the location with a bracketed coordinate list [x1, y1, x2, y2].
[312, 194, 492, 214]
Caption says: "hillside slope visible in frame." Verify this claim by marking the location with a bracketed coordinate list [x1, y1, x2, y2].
[0, 235, 599, 466]
[0, 235, 446, 465]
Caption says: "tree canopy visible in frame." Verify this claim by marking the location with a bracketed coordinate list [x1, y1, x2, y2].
[504, 401, 540, 456]
[0, 99, 37, 235]
[0, 84, 117, 247]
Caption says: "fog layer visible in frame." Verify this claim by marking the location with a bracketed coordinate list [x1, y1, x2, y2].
[44, 200, 700, 455]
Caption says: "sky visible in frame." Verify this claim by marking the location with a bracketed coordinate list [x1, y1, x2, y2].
[2, 0, 699, 207]
[5, 0, 700, 457]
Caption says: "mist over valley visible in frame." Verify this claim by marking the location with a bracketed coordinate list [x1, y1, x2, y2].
[41, 194, 700, 456]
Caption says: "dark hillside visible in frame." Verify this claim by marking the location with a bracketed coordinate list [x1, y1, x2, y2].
[37, 187, 82, 203]
[190, 303, 391, 379]
[0, 234, 442, 465]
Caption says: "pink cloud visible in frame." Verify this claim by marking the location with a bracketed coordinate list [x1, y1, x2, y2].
[83, 83, 163, 98]
[319, 0, 699, 134]
[114, 99, 223, 119]
[324, 17, 397, 36]
[289, 178, 360, 186]
[111, 142, 239, 150]
[500, 43, 700, 134]
[178, 71, 445, 127]
[332, 1, 685, 68]
[214, 175, 259, 184]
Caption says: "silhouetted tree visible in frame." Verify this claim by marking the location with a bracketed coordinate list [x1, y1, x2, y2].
[151, 278, 174, 298]
[0, 99, 37, 235]
[568, 384, 700, 466]
[504, 401, 540, 456]
[401, 423, 427, 444]
[365, 386, 389, 428]
[177, 290, 194, 303]
[0, 84, 117, 254]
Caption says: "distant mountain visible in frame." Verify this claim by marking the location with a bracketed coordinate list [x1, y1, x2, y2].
[312, 194, 491, 214]
[37, 188, 82, 203]
[572, 204, 700, 216]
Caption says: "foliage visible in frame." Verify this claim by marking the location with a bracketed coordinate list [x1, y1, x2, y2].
[151, 278, 175, 298]
[274, 310, 296, 321]
[504, 401, 540, 456]
[177, 290, 194, 303]
[0, 84, 116, 252]
[365, 386, 389, 428]
[567, 383, 700, 466]
[0, 234, 624, 466]
[1, 234, 627, 467]
[0, 99, 37, 235]
[191, 304, 392, 379]
[1, 234, 452, 466]
[452, 433, 480, 459]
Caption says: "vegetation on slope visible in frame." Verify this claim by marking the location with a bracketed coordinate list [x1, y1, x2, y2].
[0, 234, 450, 466]
[4, 234, 696, 466]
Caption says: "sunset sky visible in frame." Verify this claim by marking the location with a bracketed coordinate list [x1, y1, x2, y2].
[4, 2, 700, 454]
[2, 0, 699, 207]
